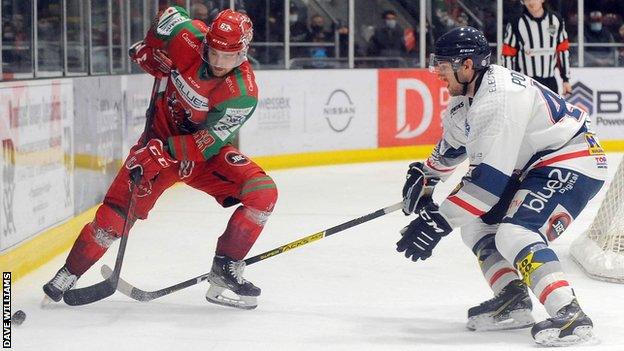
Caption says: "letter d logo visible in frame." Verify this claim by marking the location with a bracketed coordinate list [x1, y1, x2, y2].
[378, 70, 444, 147]
[396, 78, 433, 139]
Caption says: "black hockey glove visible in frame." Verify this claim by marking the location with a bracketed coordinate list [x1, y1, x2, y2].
[396, 202, 452, 262]
[402, 162, 440, 215]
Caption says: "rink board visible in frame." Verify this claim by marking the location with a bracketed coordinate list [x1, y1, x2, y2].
[2, 68, 624, 282]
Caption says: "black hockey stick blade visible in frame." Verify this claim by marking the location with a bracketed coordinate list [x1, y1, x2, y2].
[102, 201, 402, 302]
[101, 264, 211, 302]
[63, 279, 116, 306]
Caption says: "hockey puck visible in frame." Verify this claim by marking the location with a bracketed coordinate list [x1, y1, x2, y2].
[12, 310, 26, 326]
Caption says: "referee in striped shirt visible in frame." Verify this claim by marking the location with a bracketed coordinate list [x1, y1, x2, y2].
[502, 0, 571, 95]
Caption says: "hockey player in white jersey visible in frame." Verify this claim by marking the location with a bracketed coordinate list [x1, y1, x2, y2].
[398, 26, 607, 346]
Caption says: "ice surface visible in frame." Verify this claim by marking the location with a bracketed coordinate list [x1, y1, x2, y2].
[11, 154, 624, 351]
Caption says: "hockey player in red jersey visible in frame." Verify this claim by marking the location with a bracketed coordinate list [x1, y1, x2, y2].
[43, 7, 277, 309]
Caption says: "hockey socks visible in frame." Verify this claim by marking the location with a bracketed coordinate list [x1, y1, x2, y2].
[514, 243, 574, 316]
[472, 233, 520, 293]
[66, 204, 129, 276]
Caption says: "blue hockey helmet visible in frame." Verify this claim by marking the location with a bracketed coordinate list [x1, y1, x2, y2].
[429, 26, 491, 73]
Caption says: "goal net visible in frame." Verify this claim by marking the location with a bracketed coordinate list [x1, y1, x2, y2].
[570, 158, 624, 283]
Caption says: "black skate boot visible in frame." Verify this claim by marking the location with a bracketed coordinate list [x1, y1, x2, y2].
[42, 266, 78, 303]
[467, 280, 534, 331]
[205, 255, 260, 310]
[531, 299, 593, 346]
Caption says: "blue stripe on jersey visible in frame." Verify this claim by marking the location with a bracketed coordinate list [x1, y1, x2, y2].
[469, 163, 511, 198]
[442, 144, 466, 159]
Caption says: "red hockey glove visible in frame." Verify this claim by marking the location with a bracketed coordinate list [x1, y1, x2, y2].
[125, 139, 177, 185]
[129, 41, 172, 78]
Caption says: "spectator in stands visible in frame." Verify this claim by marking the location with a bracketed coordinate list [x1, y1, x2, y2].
[367, 10, 406, 66]
[305, 14, 332, 64]
[306, 14, 332, 43]
[2, 14, 30, 73]
[336, 23, 362, 59]
[289, 7, 309, 42]
[596, 0, 624, 21]
[617, 24, 624, 66]
[566, 12, 579, 41]
[602, 13, 623, 38]
[288, 7, 309, 59]
[584, 11, 617, 66]
[191, 3, 210, 25]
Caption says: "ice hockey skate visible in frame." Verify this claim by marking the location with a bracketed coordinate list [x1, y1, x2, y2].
[205, 255, 260, 310]
[531, 299, 594, 346]
[467, 280, 535, 331]
[42, 266, 78, 305]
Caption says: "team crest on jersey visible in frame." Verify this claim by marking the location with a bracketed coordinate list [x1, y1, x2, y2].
[547, 25, 557, 37]
[225, 151, 250, 166]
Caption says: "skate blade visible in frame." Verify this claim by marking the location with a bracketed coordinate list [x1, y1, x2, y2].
[533, 325, 595, 347]
[467, 309, 534, 331]
[205, 285, 257, 310]
[40, 295, 56, 308]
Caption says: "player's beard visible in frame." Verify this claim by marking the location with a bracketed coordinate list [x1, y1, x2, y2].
[447, 81, 464, 96]
[210, 65, 232, 77]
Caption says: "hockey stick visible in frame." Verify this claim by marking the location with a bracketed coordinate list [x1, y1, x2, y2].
[101, 201, 403, 302]
[63, 77, 161, 306]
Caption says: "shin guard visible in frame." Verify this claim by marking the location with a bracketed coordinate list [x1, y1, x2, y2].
[216, 206, 273, 260]
[65, 204, 130, 276]
[515, 243, 575, 316]
[472, 233, 520, 294]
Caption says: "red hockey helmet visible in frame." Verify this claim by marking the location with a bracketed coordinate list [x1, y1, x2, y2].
[202, 9, 253, 72]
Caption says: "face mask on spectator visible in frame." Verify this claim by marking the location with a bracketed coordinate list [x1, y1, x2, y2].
[590, 22, 602, 32]
[289, 14, 298, 23]
[311, 24, 323, 33]
[385, 19, 397, 29]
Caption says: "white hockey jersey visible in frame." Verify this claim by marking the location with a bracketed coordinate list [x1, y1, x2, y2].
[424, 64, 607, 228]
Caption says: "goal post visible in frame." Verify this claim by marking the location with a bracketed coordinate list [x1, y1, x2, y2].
[570, 158, 624, 283]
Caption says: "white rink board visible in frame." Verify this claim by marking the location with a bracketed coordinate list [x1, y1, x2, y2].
[121, 75, 156, 155]
[569, 68, 624, 140]
[240, 69, 378, 156]
[0, 80, 74, 251]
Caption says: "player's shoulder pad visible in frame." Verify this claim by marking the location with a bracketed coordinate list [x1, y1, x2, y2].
[154, 6, 191, 37]
[191, 19, 209, 35]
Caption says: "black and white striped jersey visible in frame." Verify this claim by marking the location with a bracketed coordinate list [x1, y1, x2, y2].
[502, 8, 570, 82]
